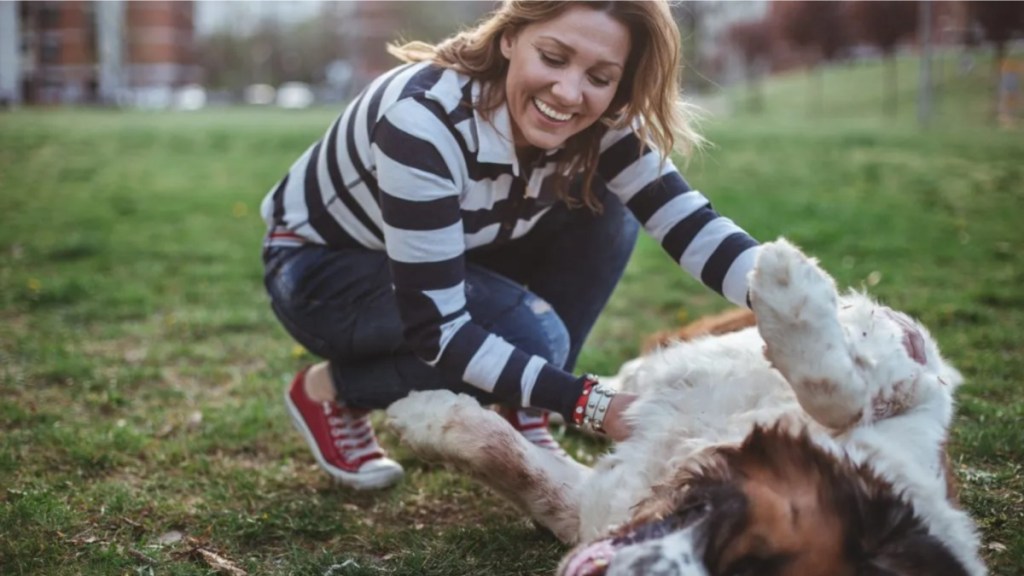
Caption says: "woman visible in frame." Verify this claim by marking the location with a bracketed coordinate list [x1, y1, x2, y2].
[261, 0, 759, 490]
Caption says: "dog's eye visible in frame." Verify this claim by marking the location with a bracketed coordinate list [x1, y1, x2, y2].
[673, 497, 710, 525]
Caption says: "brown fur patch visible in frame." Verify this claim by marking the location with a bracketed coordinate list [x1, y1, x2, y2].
[443, 413, 578, 541]
[713, 436, 852, 576]
[871, 378, 918, 419]
[940, 444, 961, 506]
[643, 308, 756, 352]
[621, 426, 970, 576]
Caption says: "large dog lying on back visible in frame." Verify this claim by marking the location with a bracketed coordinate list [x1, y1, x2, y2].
[387, 239, 986, 576]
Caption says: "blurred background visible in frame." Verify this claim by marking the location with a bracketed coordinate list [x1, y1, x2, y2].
[1, 0, 1022, 125]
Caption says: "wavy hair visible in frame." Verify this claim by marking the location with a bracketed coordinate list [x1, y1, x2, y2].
[388, 0, 702, 211]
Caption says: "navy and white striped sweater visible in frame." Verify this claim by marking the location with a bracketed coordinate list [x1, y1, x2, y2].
[261, 62, 760, 419]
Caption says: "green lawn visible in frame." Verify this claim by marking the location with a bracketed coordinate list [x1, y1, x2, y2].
[1, 61, 1023, 575]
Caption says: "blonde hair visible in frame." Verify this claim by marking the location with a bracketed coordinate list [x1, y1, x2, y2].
[388, 0, 702, 211]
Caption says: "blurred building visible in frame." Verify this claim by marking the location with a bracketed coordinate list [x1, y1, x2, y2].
[1, 0, 199, 106]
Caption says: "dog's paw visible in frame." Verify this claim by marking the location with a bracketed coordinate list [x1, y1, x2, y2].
[750, 239, 837, 323]
[386, 390, 475, 450]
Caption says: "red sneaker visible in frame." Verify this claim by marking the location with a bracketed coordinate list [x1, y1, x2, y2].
[500, 407, 571, 459]
[284, 368, 404, 490]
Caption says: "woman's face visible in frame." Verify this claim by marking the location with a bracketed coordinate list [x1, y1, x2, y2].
[500, 6, 630, 153]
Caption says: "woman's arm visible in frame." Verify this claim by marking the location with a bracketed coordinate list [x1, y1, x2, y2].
[598, 128, 760, 308]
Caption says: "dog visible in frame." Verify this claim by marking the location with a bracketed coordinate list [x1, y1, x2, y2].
[387, 239, 985, 576]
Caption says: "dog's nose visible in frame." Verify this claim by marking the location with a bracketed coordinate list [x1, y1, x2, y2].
[606, 517, 711, 576]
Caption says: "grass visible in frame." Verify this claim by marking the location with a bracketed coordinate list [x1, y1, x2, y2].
[1, 56, 1023, 574]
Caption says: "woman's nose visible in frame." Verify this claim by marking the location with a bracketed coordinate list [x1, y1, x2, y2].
[551, 72, 584, 107]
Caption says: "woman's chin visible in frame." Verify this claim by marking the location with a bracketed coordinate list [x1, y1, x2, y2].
[520, 130, 571, 153]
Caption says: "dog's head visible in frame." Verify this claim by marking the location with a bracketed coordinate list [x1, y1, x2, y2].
[835, 292, 963, 394]
[558, 425, 970, 576]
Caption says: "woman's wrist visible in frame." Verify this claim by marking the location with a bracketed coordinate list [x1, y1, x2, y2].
[571, 374, 617, 435]
[601, 394, 636, 442]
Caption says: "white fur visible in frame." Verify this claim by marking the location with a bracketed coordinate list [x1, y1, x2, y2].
[387, 239, 985, 575]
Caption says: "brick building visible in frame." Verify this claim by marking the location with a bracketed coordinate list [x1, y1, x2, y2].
[0, 0, 198, 106]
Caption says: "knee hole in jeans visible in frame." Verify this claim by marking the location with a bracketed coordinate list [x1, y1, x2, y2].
[522, 295, 570, 369]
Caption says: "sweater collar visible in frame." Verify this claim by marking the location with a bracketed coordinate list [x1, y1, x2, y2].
[472, 80, 563, 177]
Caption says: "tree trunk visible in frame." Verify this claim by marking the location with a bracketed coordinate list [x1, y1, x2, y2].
[993, 42, 1006, 124]
[917, 0, 933, 128]
[885, 53, 899, 116]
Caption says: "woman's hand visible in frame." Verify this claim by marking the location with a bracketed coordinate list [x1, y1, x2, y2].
[601, 392, 637, 442]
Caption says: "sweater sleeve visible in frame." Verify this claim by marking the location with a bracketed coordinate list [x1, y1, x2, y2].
[597, 126, 759, 308]
[371, 97, 585, 419]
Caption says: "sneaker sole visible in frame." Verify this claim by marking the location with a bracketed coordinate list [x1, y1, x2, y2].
[283, 388, 404, 491]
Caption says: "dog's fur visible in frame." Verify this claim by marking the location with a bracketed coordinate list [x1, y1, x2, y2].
[387, 239, 985, 576]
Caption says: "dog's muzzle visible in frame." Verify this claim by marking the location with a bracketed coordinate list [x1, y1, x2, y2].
[559, 507, 711, 576]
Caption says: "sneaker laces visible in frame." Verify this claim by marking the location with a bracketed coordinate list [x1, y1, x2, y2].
[323, 402, 384, 462]
[507, 409, 570, 458]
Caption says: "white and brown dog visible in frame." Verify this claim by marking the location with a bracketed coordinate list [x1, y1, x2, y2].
[387, 239, 985, 576]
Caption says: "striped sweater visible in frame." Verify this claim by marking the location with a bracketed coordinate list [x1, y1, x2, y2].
[261, 62, 760, 419]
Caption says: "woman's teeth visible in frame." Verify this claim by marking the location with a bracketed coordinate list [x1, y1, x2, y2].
[534, 98, 572, 121]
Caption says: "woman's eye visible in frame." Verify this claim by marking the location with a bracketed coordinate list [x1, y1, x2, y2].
[539, 52, 565, 66]
[589, 75, 611, 87]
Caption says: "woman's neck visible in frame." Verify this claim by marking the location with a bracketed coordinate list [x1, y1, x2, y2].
[516, 145, 543, 173]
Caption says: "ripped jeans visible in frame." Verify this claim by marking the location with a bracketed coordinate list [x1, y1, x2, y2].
[262, 192, 639, 411]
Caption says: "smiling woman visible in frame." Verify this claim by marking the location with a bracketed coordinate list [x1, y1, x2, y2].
[258, 0, 761, 492]
[499, 7, 631, 154]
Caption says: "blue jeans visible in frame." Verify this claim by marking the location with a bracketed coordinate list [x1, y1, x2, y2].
[263, 190, 639, 411]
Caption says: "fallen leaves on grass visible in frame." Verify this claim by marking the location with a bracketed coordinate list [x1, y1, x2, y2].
[156, 530, 184, 545]
[194, 546, 248, 576]
[169, 536, 248, 576]
[987, 542, 1008, 554]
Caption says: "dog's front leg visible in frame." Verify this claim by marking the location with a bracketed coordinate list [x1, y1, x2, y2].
[750, 239, 868, 430]
[387, 390, 589, 543]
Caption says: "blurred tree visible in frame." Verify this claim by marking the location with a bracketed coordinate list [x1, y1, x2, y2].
[971, 1, 1024, 70]
[198, 30, 253, 91]
[774, 0, 851, 115]
[727, 20, 773, 113]
[196, 3, 352, 93]
[849, 1, 918, 116]
[250, 18, 282, 84]
[673, 2, 716, 94]
[969, 1, 1024, 120]
[345, 1, 492, 94]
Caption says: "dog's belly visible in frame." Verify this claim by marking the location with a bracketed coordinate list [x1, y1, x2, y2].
[578, 340, 823, 541]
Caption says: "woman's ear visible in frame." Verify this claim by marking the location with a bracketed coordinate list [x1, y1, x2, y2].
[500, 31, 514, 59]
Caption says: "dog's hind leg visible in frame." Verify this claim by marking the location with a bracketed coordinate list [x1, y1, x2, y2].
[749, 239, 869, 430]
[387, 390, 589, 543]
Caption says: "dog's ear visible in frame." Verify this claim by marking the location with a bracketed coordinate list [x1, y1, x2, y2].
[854, 489, 970, 576]
[848, 467, 971, 576]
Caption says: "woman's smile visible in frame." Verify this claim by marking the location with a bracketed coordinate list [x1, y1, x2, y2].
[533, 98, 574, 122]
